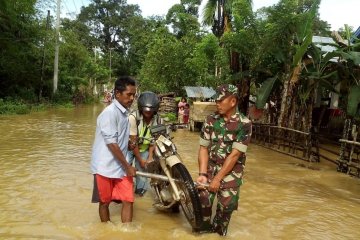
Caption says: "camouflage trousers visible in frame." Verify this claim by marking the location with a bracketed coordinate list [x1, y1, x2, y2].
[198, 163, 243, 235]
[198, 186, 241, 235]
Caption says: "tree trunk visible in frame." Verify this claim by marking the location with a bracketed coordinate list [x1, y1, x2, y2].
[288, 86, 298, 129]
[305, 89, 315, 133]
[230, 51, 239, 73]
[278, 59, 303, 127]
[237, 78, 250, 115]
[338, 118, 352, 172]
[278, 74, 291, 127]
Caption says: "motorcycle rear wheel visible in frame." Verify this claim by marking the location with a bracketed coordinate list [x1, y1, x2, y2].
[171, 163, 203, 232]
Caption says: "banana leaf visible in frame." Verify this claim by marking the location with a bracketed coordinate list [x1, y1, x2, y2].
[334, 50, 360, 65]
[347, 85, 360, 117]
[318, 76, 339, 94]
[292, 0, 319, 66]
[348, 51, 360, 65]
[255, 77, 277, 109]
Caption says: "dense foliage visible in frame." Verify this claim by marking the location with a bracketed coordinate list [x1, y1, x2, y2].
[0, 0, 359, 127]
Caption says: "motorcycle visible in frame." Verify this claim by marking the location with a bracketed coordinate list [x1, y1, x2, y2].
[136, 123, 203, 232]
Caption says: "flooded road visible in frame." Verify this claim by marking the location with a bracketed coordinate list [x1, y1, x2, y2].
[0, 104, 359, 239]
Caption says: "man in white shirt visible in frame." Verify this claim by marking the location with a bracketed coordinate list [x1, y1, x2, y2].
[91, 76, 137, 223]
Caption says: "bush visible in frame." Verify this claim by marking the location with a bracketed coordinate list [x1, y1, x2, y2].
[0, 99, 30, 114]
[160, 112, 177, 122]
[52, 90, 73, 104]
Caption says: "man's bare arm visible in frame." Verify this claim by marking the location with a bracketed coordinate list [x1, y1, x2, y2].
[107, 143, 136, 176]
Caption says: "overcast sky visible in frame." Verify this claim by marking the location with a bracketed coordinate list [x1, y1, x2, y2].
[66, 0, 359, 31]
[127, 0, 359, 30]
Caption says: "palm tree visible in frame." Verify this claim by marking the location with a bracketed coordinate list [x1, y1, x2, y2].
[202, 0, 253, 113]
[202, 0, 252, 37]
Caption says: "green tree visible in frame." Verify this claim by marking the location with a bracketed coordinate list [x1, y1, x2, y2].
[0, 0, 44, 101]
[78, 0, 141, 76]
[166, 0, 201, 38]
[138, 28, 193, 94]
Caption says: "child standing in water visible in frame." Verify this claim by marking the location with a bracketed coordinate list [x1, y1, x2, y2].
[178, 106, 184, 123]
[178, 97, 187, 124]
[183, 103, 190, 124]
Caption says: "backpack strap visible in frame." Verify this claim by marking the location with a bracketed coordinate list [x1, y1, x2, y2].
[129, 110, 141, 128]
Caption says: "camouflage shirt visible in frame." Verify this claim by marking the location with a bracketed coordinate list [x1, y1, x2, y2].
[200, 110, 252, 166]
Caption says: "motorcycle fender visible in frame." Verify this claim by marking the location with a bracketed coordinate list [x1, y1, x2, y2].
[165, 155, 181, 167]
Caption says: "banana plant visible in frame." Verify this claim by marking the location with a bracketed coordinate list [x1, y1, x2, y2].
[347, 85, 360, 118]
[277, 0, 321, 128]
[255, 76, 278, 109]
[333, 25, 360, 117]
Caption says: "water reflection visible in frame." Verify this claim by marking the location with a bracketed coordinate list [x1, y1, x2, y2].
[0, 105, 359, 239]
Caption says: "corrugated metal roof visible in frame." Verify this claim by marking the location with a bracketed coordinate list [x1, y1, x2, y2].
[184, 86, 216, 99]
[312, 36, 337, 52]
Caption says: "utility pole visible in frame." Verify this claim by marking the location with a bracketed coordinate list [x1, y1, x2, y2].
[53, 0, 61, 94]
[109, 47, 114, 83]
[92, 47, 100, 95]
[39, 10, 51, 101]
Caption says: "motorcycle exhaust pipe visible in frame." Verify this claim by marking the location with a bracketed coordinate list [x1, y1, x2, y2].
[136, 171, 179, 182]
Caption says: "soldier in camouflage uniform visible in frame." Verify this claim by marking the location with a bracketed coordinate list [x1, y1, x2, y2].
[196, 84, 252, 236]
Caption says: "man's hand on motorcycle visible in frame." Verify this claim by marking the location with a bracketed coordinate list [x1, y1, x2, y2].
[196, 176, 208, 189]
[126, 165, 137, 177]
[139, 158, 147, 168]
[143, 159, 155, 171]
[209, 177, 221, 192]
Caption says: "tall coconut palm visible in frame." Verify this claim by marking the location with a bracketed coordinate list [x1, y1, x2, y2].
[202, 0, 252, 38]
[202, 0, 253, 113]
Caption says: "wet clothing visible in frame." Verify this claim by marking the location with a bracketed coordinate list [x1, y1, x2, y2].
[199, 110, 252, 235]
[91, 99, 134, 204]
[91, 99, 130, 178]
[126, 150, 150, 195]
[92, 174, 134, 203]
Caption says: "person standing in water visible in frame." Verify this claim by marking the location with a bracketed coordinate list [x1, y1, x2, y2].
[127, 91, 162, 196]
[178, 97, 187, 123]
[91, 76, 137, 223]
[196, 84, 252, 236]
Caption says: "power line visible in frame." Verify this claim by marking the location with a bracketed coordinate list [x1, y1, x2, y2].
[62, 0, 71, 15]
[72, 0, 78, 13]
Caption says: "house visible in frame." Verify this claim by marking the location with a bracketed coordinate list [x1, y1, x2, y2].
[184, 86, 216, 101]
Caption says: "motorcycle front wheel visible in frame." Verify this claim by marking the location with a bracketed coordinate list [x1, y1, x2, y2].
[171, 163, 203, 232]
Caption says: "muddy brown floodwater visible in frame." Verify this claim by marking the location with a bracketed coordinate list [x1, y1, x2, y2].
[0, 104, 359, 239]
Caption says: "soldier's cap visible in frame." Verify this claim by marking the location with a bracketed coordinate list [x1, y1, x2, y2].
[213, 84, 238, 101]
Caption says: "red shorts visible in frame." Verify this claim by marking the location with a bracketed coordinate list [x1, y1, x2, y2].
[92, 174, 134, 203]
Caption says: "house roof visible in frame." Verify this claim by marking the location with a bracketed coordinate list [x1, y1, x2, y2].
[184, 86, 216, 99]
[351, 26, 360, 43]
[312, 36, 337, 52]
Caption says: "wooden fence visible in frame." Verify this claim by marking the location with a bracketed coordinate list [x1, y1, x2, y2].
[252, 123, 314, 161]
[252, 123, 360, 177]
[337, 139, 360, 177]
